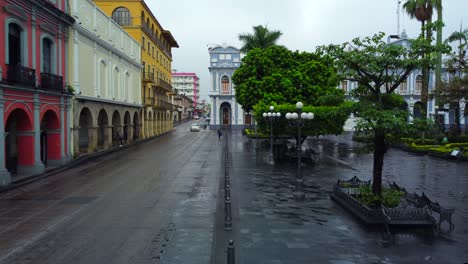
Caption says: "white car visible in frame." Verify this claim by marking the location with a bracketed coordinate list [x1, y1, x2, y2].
[190, 123, 200, 132]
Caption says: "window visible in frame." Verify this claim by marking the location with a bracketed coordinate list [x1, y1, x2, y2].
[42, 38, 53, 73]
[147, 42, 150, 54]
[112, 7, 131, 26]
[8, 23, 23, 66]
[399, 80, 407, 94]
[341, 81, 347, 93]
[152, 47, 155, 57]
[415, 75, 422, 94]
[142, 37, 146, 49]
[211, 56, 218, 62]
[221, 76, 230, 94]
[219, 54, 225, 60]
[226, 54, 231, 60]
[99, 61, 107, 97]
[233, 56, 239, 62]
[114, 67, 120, 99]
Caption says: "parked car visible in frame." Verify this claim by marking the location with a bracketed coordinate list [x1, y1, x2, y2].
[190, 123, 200, 132]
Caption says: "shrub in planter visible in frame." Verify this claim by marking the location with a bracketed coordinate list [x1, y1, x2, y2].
[355, 185, 405, 208]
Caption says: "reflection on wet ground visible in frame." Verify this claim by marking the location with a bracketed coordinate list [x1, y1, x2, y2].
[231, 131, 468, 264]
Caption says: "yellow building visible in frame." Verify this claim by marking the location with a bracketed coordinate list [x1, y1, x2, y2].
[93, 0, 179, 138]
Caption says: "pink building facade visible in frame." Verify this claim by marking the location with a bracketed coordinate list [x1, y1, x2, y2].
[171, 72, 200, 115]
[0, 0, 74, 185]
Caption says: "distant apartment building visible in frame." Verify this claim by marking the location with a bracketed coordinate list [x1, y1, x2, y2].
[171, 72, 199, 114]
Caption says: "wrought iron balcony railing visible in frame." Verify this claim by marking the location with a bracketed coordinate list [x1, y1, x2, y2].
[142, 71, 155, 83]
[6, 64, 36, 87]
[156, 78, 173, 92]
[40, 73, 64, 92]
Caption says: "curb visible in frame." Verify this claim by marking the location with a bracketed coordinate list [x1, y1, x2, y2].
[0, 129, 176, 194]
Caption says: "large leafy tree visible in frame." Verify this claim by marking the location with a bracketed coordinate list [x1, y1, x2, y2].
[403, 0, 442, 114]
[322, 32, 443, 195]
[232, 45, 351, 143]
[238, 25, 283, 54]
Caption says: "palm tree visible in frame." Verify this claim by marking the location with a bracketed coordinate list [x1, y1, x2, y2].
[403, 0, 440, 116]
[445, 28, 468, 75]
[238, 25, 283, 54]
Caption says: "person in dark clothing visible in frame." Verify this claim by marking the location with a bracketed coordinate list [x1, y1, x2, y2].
[217, 129, 222, 140]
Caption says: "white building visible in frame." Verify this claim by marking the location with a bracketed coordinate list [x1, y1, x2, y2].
[208, 45, 249, 129]
[69, 0, 142, 155]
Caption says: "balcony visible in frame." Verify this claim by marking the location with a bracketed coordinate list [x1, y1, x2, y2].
[155, 78, 173, 93]
[144, 97, 155, 107]
[40, 73, 64, 92]
[142, 72, 155, 83]
[6, 64, 36, 87]
[155, 99, 176, 111]
[141, 18, 173, 58]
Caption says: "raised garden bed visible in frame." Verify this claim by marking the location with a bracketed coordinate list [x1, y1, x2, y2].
[331, 176, 441, 232]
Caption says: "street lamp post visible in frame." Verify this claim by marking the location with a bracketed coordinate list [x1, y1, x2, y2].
[263, 106, 281, 159]
[286, 102, 314, 201]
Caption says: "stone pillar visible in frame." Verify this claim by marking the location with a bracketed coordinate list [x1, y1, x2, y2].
[66, 100, 72, 161]
[127, 125, 134, 143]
[88, 127, 97, 153]
[0, 92, 11, 186]
[60, 97, 65, 164]
[29, 93, 45, 175]
[72, 127, 80, 156]
[105, 126, 112, 149]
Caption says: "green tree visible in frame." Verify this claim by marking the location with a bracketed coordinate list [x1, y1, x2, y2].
[322, 32, 442, 195]
[238, 25, 283, 54]
[445, 28, 468, 75]
[232, 45, 351, 144]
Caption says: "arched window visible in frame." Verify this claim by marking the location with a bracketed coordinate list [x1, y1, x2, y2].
[8, 23, 23, 66]
[415, 75, 422, 94]
[112, 7, 131, 26]
[125, 73, 131, 100]
[99, 60, 107, 97]
[221, 76, 230, 94]
[114, 67, 120, 99]
[42, 38, 53, 73]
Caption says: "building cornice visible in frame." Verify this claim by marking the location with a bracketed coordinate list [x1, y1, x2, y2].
[75, 95, 143, 108]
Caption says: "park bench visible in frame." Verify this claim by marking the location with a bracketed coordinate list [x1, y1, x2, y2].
[381, 204, 437, 236]
[389, 181, 455, 231]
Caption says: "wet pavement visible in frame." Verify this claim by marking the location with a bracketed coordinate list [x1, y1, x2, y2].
[0, 122, 221, 264]
[220, 131, 468, 264]
[0, 124, 466, 264]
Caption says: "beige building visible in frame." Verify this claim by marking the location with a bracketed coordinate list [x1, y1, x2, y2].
[68, 0, 142, 156]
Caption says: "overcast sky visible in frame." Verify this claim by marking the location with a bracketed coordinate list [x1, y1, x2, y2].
[147, 0, 468, 101]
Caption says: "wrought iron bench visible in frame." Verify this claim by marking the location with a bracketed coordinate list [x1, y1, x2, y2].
[381, 204, 437, 236]
[388, 182, 455, 231]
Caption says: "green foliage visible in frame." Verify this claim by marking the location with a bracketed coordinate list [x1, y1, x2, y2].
[233, 46, 344, 112]
[356, 185, 406, 208]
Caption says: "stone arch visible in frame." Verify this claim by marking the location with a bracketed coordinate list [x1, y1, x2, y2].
[78, 107, 93, 153]
[5, 108, 33, 175]
[97, 109, 109, 149]
[112, 110, 122, 145]
[40, 110, 61, 166]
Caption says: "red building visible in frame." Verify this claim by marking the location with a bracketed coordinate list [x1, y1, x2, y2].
[0, 0, 74, 185]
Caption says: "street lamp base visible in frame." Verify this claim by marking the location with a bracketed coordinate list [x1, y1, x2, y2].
[293, 191, 305, 201]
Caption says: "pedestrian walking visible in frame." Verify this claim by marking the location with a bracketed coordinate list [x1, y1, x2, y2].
[217, 129, 222, 140]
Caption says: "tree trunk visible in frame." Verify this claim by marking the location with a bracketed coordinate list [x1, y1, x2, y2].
[421, 18, 433, 116]
[435, 7, 443, 86]
[372, 129, 386, 196]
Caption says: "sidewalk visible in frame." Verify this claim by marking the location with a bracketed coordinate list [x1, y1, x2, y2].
[222, 130, 468, 264]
